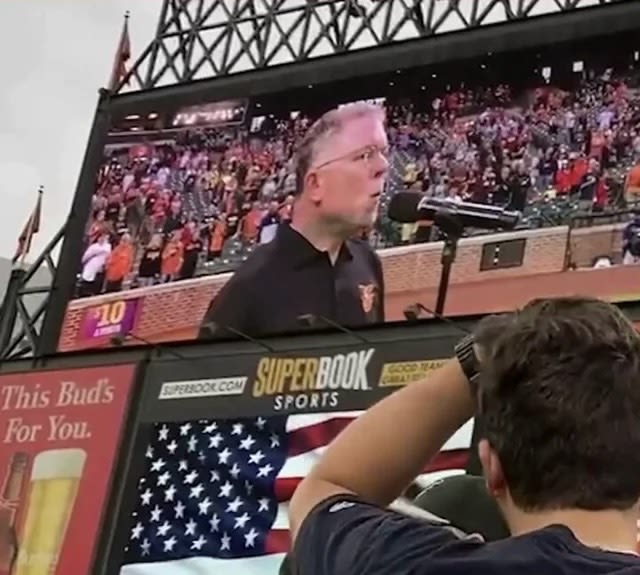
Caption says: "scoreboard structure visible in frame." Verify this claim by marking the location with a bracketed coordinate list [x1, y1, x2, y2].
[0, 0, 637, 359]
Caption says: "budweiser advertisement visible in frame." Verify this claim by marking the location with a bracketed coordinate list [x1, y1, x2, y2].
[0, 364, 136, 575]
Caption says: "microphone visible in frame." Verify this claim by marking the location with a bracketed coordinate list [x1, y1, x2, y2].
[297, 314, 370, 344]
[200, 321, 275, 352]
[110, 331, 187, 360]
[403, 303, 470, 335]
[387, 192, 520, 230]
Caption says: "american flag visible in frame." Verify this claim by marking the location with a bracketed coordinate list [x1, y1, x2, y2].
[120, 412, 472, 575]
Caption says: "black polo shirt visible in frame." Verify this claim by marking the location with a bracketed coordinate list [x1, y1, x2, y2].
[198, 223, 385, 338]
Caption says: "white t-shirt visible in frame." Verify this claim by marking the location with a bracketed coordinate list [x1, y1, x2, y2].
[81, 241, 112, 281]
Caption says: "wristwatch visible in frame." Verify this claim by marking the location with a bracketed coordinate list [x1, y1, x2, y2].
[454, 333, 481, 392]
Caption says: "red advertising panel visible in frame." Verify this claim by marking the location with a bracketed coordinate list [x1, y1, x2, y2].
[0, 364, 136, 575]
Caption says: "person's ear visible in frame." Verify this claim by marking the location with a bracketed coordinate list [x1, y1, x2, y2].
[305, 169, 323, 204]
[479, 439, 507, 499]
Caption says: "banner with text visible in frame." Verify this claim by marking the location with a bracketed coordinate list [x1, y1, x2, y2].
[79, 299, 140, 343]
[0, 364, 137, 575]
[172, 99, 248, 128]
[140, 336, 454, 423]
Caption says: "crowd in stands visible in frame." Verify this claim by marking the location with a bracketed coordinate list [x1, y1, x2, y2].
[76, 70, 640, 298]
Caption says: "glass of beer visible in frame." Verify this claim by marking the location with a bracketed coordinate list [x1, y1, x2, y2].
[14, 449, 87, 575]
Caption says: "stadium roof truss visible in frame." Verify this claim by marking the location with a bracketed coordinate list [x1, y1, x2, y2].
[0, 0, 635, 360]
[117, 0, 625, 94]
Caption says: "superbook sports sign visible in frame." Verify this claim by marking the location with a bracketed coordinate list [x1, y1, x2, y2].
[141, 337, 454, 422]
[251, 348, 375, 412]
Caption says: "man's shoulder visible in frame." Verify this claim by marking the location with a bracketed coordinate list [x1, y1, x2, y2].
[225, 242, 282, 283]
[423, 527, 640, 574]
[294, 495, 640, 575]
[345, 237, 381, 262]
[294, 494, 482, 575]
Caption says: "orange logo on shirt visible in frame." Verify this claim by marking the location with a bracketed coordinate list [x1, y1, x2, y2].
[358, 284, 377, 314]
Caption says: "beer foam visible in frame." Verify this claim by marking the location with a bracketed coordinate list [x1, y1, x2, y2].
[31, 448, 87, 480]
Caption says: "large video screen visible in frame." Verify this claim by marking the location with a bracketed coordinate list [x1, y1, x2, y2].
[59, 31, 640, 351]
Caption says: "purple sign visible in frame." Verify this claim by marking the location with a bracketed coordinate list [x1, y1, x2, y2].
[80, 298, 139, 340]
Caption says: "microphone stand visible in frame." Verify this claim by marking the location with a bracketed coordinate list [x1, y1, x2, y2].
[200, 321, 275, 352]
[110, 332, 187, 360]
[297, 314, 370, 344]
[433, 211, 464, 317]
[403, 302, 471, 335]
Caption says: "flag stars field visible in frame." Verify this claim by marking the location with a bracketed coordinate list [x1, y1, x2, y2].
[210, 433, 223, 448]
[157, 521, 171, 537]
[219, 481, 233, 498]
[230, 463, 241, 478]
[189, 484, 204, 499]
[164, 485, 176, 502]
[121, 414, 470, 575]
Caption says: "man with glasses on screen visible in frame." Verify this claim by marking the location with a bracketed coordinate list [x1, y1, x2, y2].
[198, 102, 388, 339]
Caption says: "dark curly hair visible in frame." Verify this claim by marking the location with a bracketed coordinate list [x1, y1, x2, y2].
[478, 297, 640, 511]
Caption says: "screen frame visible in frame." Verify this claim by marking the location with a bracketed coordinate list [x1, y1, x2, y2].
[37, 1, 640, 356]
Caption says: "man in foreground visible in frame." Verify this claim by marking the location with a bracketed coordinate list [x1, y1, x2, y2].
[289, 297, 640, 573]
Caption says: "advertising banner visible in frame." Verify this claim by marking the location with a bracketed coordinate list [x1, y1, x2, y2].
[171, 99, 248, 128]
[139, 336, 455, 423]
[79, 299, 140, 342]
[0, 364, 137, 575]
[119, 335, 468, 575]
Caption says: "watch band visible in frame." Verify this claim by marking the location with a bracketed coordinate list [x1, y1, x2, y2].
[454, 334, 480, 392]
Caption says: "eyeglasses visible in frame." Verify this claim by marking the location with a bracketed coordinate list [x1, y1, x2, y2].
[312, 145, 389, 171]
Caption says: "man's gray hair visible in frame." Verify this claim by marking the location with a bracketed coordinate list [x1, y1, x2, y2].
[294, 102, 385, 196]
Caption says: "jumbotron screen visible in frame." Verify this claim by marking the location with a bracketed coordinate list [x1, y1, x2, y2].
[58, 31, 640, 351]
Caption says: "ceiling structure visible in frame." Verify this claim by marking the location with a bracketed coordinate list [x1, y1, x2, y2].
[116, 0, 623, 94]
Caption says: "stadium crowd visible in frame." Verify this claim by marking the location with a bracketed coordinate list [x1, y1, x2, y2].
[77, 71, 640, 297]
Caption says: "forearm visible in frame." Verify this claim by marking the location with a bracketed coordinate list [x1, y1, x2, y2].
[307, 358, 474, 506]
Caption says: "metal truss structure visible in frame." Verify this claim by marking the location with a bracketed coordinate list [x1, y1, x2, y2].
[0, 0, 629, 360]
[117, 0, 623, 94]
[0, 228, 64, 359]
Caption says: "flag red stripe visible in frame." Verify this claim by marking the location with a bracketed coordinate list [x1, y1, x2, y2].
[265, 528, 290, 555]
[274, 449, 469, 503]
[287, 419, 471, 469]
[275, 477, 299, 503]
[286, 417, 353, 457]
[426, 449, 469, 473]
